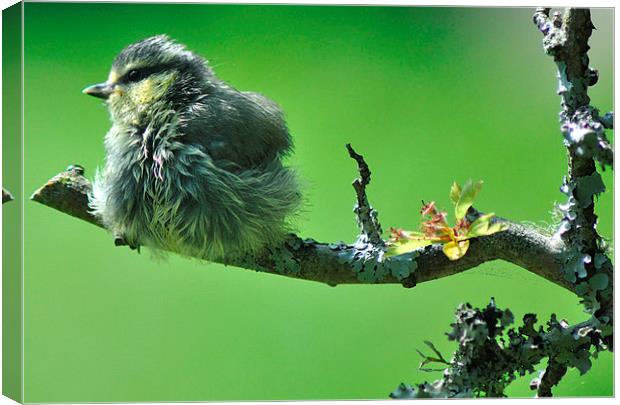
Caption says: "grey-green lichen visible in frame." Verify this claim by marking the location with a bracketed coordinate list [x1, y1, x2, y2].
[270, 244, 301, 275]
[560, 107, 613, 169]
[330, 235, 419, 284]
[392, 299, 521, 398]
[390, 299, 609, 399]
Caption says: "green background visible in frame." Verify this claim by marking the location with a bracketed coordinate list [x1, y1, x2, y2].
[21, 2, 613, 401]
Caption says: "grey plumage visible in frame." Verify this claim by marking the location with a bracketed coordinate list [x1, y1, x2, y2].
[87, 35, 300, 260]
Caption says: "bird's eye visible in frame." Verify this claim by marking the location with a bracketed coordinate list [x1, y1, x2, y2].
[126, 69, 143, 82]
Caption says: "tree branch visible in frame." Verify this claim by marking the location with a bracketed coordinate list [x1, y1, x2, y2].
[346, 143, 384, 247]
[534, 7, 613, 322]
[535, 358, 568, 397]
[597, 111, 613, 129]
[391, 300, 609, 399]
[30, 163, 570, 290]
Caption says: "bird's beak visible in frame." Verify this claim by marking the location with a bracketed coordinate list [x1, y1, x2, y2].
[82, 82, 114, 99]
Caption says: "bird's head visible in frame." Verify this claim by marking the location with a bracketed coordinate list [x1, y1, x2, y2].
[83, 35, 211, 126]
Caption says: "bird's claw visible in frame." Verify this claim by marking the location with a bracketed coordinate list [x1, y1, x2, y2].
[113, 235, 141, 252]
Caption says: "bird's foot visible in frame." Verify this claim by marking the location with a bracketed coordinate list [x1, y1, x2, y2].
[113, 234, 141, 252]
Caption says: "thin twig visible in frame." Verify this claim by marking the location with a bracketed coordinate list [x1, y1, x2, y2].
[346, 143, 384, 246]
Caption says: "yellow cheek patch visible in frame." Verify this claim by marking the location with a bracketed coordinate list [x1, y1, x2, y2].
[131, 79, 155, 106]
[129, 72, 177, 106]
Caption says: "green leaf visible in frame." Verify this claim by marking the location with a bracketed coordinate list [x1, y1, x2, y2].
[454, 180, 483, 220]
[386, 232, 434, 256]
[466, 213, 509, 238]
[450, 182, 462, 205]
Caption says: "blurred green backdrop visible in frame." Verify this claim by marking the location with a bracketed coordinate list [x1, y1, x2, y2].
[22, 3, 613, 401]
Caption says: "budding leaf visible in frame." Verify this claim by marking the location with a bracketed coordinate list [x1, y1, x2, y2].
[443, 239, 470, 261]
[454, 180, 483, 220]
[386, 180, 507, 261]
[386, 231, 434, 256]
[467, 213, 509, 238]
[450, 181, 462, 205]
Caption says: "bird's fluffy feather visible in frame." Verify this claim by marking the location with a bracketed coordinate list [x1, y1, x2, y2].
[90, 35, 300, 260]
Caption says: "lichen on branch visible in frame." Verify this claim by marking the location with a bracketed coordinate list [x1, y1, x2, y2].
[390, 299, 610, 398]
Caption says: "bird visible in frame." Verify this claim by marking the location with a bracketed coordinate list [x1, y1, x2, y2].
[83, 35, 301, 260]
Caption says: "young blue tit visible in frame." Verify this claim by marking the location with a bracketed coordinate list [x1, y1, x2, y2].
[84, 35, 300, 260]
